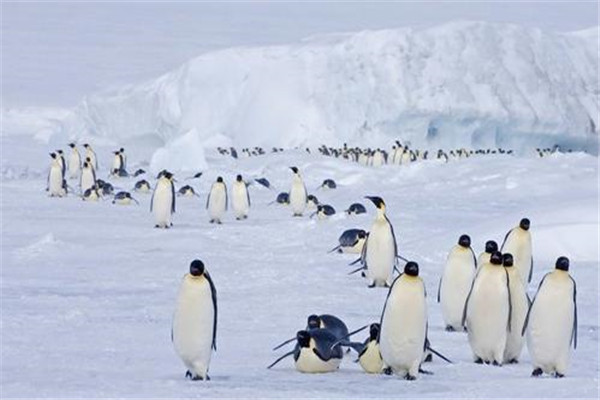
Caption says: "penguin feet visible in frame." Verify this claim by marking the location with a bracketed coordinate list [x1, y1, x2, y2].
[404, 374, 417, 381]
[423, 353, 433, 362]
[360, 272, 366, 278]
[445, 325, 456, 332]
[209, 220, 215, 224]
[368, 283, 376, 288]
[418, 368, 433, 375]
[492, 360, 502, 367]
[474, 358, 483, 364]
[554, 372, 564, 379]
[383, 367, 393, 375]
[154, 224, 160, 228]
[507, 359, 519, 364]
[531, 368, 543, 377]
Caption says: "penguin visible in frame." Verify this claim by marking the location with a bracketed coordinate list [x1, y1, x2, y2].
[206, 176, 227, 224]
[463, 251, 511, 365]
[501, 218, 533, 286]
[112, 191, 139, 205]
[254, 177, 271, 189]
[47, 153, 66, 197]
[329, 229, 367, 254]
[150, 171, 176, 228]
[67, 143, 80, 179]
[274, 192, 289, 205]
[82, 143, 98, 170]
[98, 180, 114, 196]
[523, 256, 577, 378]
[306, 194, 319, 209]
[177, 185, 199, 198]
[231, 174, 250, 220]
[268, 329, 343, 373]
[82, 185, 101, 201]
[502, 253, 529, 364]
[311, 204, 336, 220]
[477, 240, 498, 271]
[56, 150, 66, 178]
[438, 234, 476, 331]
[272, 314, 350, 351]
[379, 261, 427, 380]
[289, 167, 307, 216]
[119, 147, 127, 171]
[341, 323, 384, 374]
[361, 196, 397, 287]
[372, 149, 385, 167]
[321, 179, 337, 189]
[133, 168, 146, 177]
[172, 259, 217, 381]
[345, 203, 367, 215]
[80, 160, 96, 194]
[111, 150, 123, 174]
[133, 179, 152, 193]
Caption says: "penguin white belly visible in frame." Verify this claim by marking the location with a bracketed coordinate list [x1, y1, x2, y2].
[68, 153, 80, 179]
[466, 268, 509, 363]
[49, 166, 64, 196]
[231, 183, 249, 218]
[365, 221, 395, 286]
[290, 179, 306, 215]
[80, 170, 95, 193]
[440, 250, 475, 330]
[359, 341, 383, 373]
[504, 269, 529, 363]
[372, 153, 384, 167]
[153, 183, 172, 227]
[502, 231, 532, 286]
[111, 156, 121, 171]
[87, 151, 97, 169]
[173, 277, 214, 379]
[401, 152, 411, 164]
[527, 276, 574, 374]
[476, 252, 490, 272]
[379, 280, 426, 376]
[295, 348, 341, 373]
[208, 186, 227, 221]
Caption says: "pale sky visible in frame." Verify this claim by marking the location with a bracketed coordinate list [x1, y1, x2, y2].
[2, 1, 598, 107]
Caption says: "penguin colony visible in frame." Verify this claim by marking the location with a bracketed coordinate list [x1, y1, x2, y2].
[46, 142, 578, 382]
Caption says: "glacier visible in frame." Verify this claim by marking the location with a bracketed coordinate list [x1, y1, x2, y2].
[57, 21, 599, 170]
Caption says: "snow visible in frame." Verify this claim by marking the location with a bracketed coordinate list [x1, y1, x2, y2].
[1, 132, 598, 398]
[50, 21, 599, 173]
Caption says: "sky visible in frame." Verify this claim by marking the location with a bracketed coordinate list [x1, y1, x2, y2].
[1, 1, 598, 108]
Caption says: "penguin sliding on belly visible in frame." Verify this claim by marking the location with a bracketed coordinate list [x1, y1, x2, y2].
[329, 229, 367, 254]
[272, 314, 350, 351]
[268, 329, 343, 373]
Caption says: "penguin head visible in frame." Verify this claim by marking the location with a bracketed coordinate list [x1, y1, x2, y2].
[365, 196, 385, 210]
[519, 218, 531, 231]
[68, 143, 76, 148]
[458, 234, 471, 248]
[307, 314, 321, 329]
[485, 240, 498, 254]
[290, 166, 299, 174]
[236, 174, 242, 182]
[83, 161, 89, 168]
[490, 251, 503, 265]
[369, 323, 381, 340]
[50, 152, 57, 159]
[296, 330, 311, 348]
[502, 253, 514, 267]
[120, 147, 125, 153]
[86, 157, 91, 163]
[113, 151, 120, 155]
[57, 150, 63, 155]
[357, 230, 367, 239]
[307, 194, 318, 204]
[83, 143, 89, 148]
[404, 261, 419, 277]
[555, 256, 570, 271]
[216, 176, 223, 183]
[189, 260, 205, 277]
[163, 171, 174, 181]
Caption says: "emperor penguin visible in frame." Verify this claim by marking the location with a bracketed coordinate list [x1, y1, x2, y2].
[231, 174, 250, 220]
[372, 149, 385, 167]
[438, 234, 476, 331]
[150, 171, 176, 228]
[501, 218, 533, 286]
[477, 240, 498, 271]
[311, 204, 336, 220]
[48, 153, 66, 197]
[82, 143, 98, 170]
[82, 186, 101, 201]
[329, 229, 367, 254]
[379, 261, 427, 380]
[172, 259, 217, 380]
[289, 167, 307, 216]
[119, 147, 127, 171]
[112, 191, 139, 205]
[523, 256, 577, 378]
[268, 329, 343, 373]
[206, 176, 227, 224]
[463, 251, 511, 365]
[134, 179, 152, 193]
[67, 143, 81, 179]
[272, 314, 350, 351]
[56, 150, 66, 178]
[111, 150, 123, 174]
[361, 196, 397, 287]
[343, 323, 384, 374]
[80, 160, 97, 194]
[502, 253, 529, 364]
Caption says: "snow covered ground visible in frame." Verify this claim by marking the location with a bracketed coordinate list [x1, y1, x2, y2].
[1, 134, 598, 398]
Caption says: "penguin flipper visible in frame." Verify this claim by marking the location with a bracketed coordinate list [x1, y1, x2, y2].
[267, 349, 295, 369]
[437, 276, 442, 303]
[570, 276, 578, 349]
[328, 245, 341, 254]
[528, 256, 534, 283]
[150, 189, 155, 212]
[505, 269, 512, 332]
[205, 191, 211, 209]
[461, 278, 476, 328]
[522, 273, 549, 336]
[171, 182, 176, 213]
[205, 271, 218, 351]
[500, 228, 513, 250]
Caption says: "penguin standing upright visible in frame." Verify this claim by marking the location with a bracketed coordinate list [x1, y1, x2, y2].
[206, 176, 227, 224]
[438, 234, 476, 331]
[80, 160, 96, 194]
[477, 240, 498, 271]
[151, 171, 175, 228]
[501, 218, 533, 286]
[463, 251, 511, 365]
[172, 259, 217, 381]
[67, 143, 81, 179]
[119, 147, 127, 171]
[523, 257, 577, 378]
[55, 150, 66, 178]
[83, 143, 98, 170]
[47, 153, 66, 197]
[231, 175, 250, 220]
[502, 253, 529, 364]
[111, 150, 123, 174]
[289, 167, 307, 216]
[361, 196, 397, 287]
[379, 261, 427, 380]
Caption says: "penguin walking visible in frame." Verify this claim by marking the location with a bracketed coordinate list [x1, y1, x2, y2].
[67, 143, 80, 179]
[289, 167, 307, 216]
[463, 251, 511, 365]
[83, 143, 98, 170]
[172, 259, 217, 381]
[268, 329, 343, 373]
[502, 253, 529, 364]
[151, 171, 175, 228]
[361, 196, 397, 287]
[80, 160, 96, 194]
[379, 261, 427, 380]
[523, 257, 577, 378]
[477, 240, 498, 271]
[206, 176, 227, 224]
[438, 234, 476, 331]
[231, 174, 250, 220]
[47, 153, 66, 197]
[501, 218, 533, 286]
